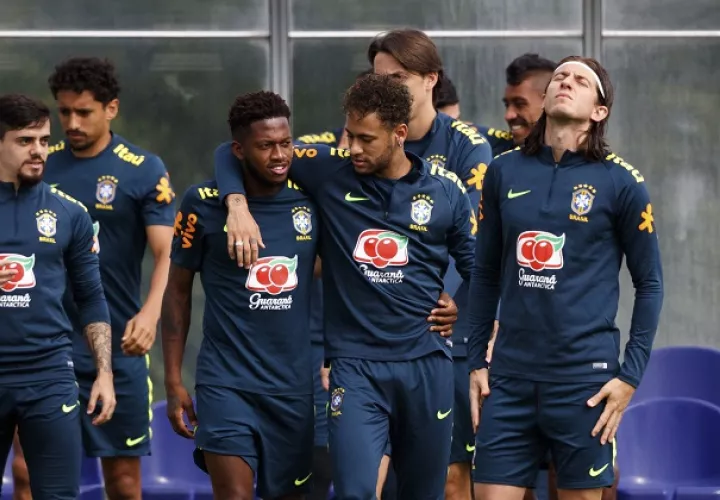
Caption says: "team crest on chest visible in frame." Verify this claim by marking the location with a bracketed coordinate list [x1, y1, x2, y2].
[426, 154, 447, 169]
[96, 175, 119, 210]
[410, 194, 434, 232]
[35, 209, 57, 243]
[570, 184, 597, 223]
[291, 206, 313, 241]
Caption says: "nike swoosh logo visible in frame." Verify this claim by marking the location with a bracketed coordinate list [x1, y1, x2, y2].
[466, 444, 476, 452]
[126, 435, 147, 447]
[437, 409, 452, 420]
[294, 472, 312, 486]
[62, 403, 78, 413]
[589, 463, 609, 477]
[345, 192, 369, 202]
[508, 189, 531, 199]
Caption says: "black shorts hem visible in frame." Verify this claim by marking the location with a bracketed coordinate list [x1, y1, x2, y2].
[195, 446, 257, 474]
[555, 480, 614, 490]
[473, 475, 536, 489]
[449, 455, 473, 465]
[85, 449, 150, 458]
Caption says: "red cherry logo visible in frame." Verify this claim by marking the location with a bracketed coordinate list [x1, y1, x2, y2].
[520, 240, 536, 261]
[376, 237, 398, 261]
[533, 240, 554, 264]
[255, 264, 272, 286]
[269, 264, 289, 287]
[372, 257, 389, 268]
[266, 284, 282, 295]
[364, 237, 379, 258]
[0, 262, 23, 291]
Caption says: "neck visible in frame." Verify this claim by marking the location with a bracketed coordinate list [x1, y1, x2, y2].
[377, 149, 412, 180]
[407, 102, 437, 141]
[71, 130, 112, 159]
[543, 117, 589, 162]
[243, 166, 284, 197]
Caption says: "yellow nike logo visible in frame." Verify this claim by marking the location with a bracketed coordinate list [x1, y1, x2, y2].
[294, 472, 312, 486]
[508, 189, 531, 199]
[126, 435, 147, 447]
[589, 463, 609, 477]
[437, 409, 452, 420]
[466, 443, 476, 452]
[61, 403, 78, 413]
[345, 192, 369, 202]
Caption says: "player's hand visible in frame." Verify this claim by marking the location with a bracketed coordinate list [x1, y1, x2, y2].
[225, 195, 265, 269]
[121, 310, 157, 356]
[320, 364, 330, 391]
[0, 260, 19, 287]
[486, 320, 499, 363]
[166, 384, 198, 439]
[469, 368, 490, 433]
[428, 292, 457, 337]
[88, 372, 116, 426]
[588, 377, 635, 445]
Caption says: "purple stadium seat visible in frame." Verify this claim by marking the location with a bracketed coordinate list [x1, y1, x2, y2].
[632, 346, 720, 408]
[0, 453, 102, 499]
[1, 455, 12, 500]
[141, 400, 212, 499]
[617, 398, 720, 500]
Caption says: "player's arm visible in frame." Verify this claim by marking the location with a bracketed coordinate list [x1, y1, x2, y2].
[446, 189, 476, 282]
[589, 171, 663, 444]
[161, 190, 203, 438]
[122, 167, 176, 356]
[214, 141, 337, 266]
[64, 207, 116, 425]
[616, 180, 663, 387]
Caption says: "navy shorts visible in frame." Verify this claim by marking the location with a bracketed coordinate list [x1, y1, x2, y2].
[76, 355, 151, 457]
[195, 384, 314, 499]
[473, 375, 615, 489]
[312, 341, 329, 448]
[328, 353, 453, 499]
[450, 357, 475, 465]
[0, 379, 81, 499]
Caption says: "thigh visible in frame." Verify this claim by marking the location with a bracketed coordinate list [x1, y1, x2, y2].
[77, 357, 151, 457]
[451, 357, 475, 465]
[473, 376, 544, 488]
[195, 385, 259, 474]
[312, 342, 329, 448]
[17, 379, 81, 500]
[328, 358, 391, 500]
[255, 393, 314, 499]
[392, 353, 454, 500]
[539, 381, 615, 490]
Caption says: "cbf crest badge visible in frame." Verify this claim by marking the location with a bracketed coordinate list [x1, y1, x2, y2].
[570, 184, 597, 221]
[410, 194, 434, 228]
[96, 175, 118, 208]
[291, 206, 312, 242]
[36, 209, 57, 243]
[426, 154, 446, 169]
[330, 387, 345, 417]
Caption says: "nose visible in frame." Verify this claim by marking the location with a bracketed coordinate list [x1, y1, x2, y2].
[270, 144, 285, 160]
[348, 138, 362, 156]
[504, 106, 518, 124]
[66, 113, 80, 131]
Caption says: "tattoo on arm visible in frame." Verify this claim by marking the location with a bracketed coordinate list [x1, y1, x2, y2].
[85, 322, 112, 374]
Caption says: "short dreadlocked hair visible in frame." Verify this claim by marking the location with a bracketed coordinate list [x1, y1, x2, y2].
[48, 57, 120, 105]
[343, 74, 411, 130]
[228, 91, 291, 141]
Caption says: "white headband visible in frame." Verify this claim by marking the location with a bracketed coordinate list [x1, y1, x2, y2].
[554, 61, 605, 99]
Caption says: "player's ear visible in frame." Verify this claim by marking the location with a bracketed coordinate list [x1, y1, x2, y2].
[104, 99, 119, 121]
[590, 104, 609, 123]
[231, 140, 245, 161]
[425, 71, 439, 93]
[394, 123, 408, 147]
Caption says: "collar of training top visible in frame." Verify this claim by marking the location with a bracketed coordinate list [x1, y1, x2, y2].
[0, 180, 43, 201]
[536, 144, 592, 167]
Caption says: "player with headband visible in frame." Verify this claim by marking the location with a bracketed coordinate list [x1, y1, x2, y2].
[467, 55, 663, 500]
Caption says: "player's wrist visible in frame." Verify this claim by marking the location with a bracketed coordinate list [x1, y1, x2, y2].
[225, 194, 248, 210]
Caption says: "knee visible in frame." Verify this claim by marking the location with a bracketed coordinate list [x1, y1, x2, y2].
[104, 470, 141, 500]
[445, 463, 472, 500]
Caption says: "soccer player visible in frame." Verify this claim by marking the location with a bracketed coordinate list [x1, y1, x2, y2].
[475, 53, 557, 157]
[468, 56, 663, 500]
[162, 91, 321, 499]
[435, 74, 461, 119]
[10, 57, 176, 500]
[0, 93, 115, 499]
[368, 29, 493, 500]
[217, 74, 473, 499]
